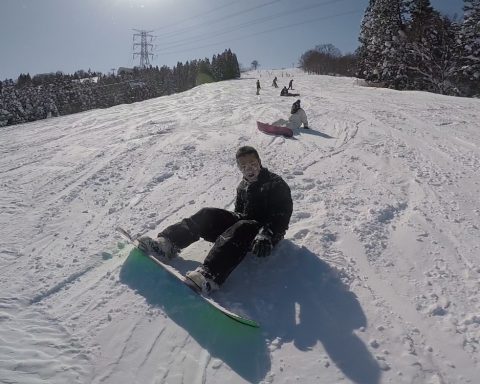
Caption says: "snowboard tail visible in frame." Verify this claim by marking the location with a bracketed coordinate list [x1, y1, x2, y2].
[257, 121, 293, 138]
[116, 227, 259, 328]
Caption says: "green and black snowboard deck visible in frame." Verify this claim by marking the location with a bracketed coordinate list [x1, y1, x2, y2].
[116, 227, 259, 328]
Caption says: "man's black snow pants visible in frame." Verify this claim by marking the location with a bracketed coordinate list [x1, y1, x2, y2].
[158, 208, 261, 285]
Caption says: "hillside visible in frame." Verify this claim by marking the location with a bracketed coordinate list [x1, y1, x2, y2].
[0, 69, 479, 384]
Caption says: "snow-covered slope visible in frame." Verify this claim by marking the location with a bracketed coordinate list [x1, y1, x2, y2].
[1, 69, 479, 384]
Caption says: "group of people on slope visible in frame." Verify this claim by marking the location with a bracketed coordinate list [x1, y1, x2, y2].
[256, 77, 309, 131]
[258, 78, 295, 96]
[279, 79, 298, 97]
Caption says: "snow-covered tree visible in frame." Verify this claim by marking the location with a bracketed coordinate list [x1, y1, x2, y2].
[0, 49, 242, 126]
[357, 0, 376, 79]
[232, 52, 241, 78]
[211, 55, 222, 81]
[406, 0, 460, 94]
[210, 50, 240, 81]
[459, 0, 480, 95]
[358, 0, 409, 89]
[220, 49, 240, 80]
[17, 73, 32, 88]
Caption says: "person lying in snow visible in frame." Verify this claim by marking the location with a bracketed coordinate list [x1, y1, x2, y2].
[137, 146, 293, 294]
[272, 99, 309, 130]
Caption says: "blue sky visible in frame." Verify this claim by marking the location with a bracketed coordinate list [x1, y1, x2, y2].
[0, 0, 464, 80]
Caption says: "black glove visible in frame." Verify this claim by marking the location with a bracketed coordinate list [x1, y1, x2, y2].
[251, 227, 273, 258]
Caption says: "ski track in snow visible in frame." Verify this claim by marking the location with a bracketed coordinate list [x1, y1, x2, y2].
[1, 69, 479, 383]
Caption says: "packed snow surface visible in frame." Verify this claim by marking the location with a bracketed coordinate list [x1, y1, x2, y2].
[1, 69, 479, 384]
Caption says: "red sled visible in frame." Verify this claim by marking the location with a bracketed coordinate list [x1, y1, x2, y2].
[257, 121, 293, 138]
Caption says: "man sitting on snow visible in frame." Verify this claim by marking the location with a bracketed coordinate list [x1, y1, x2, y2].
[280, 86, 300, 97]
[136, 146, 293, 294]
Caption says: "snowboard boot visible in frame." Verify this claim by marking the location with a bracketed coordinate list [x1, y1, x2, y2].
[136, 235, 177, 262]
[185, 267, 219, 295]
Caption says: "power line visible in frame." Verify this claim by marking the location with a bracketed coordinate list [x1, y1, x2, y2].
[154, 0, 239, 31]
[157, 0, 281, 40]
[158, 9, 364, 56]
[156, 0, 349, 52]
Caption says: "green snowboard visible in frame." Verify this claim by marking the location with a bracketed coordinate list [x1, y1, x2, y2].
[116, 227, 259, 328]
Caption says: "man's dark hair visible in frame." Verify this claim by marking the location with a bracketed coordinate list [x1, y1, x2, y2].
[236, 146, 260, 161]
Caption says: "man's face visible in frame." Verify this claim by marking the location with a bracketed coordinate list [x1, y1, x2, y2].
[237, 153, 261, 182]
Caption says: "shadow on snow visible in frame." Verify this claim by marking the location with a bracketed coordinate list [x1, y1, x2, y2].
[119, 240, 380, 384]
[227, 240, 381, 384]
[297, 128, 335, 139]
[119, 249, 269, 383]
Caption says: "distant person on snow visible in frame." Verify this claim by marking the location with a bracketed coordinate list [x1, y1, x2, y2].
[280, 86, 300, 97]
[272, 76, 278, 88]
[256, 80, 261, 95]
[288, 79, 294, 90]
[137, 146, 293, 294]
[272, 99, 309, 130]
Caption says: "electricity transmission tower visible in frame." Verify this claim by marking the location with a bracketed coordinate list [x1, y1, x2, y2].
[132, 29, 155, 68]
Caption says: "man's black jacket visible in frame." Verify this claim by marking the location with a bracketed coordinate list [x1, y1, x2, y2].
[234, 167, 293, 243]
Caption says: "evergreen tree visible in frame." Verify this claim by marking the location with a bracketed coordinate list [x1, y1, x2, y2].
[408, 0, 437, 42]
[160, 65, 176, 94]
[405, 0, 459, 94]
[358, 0, 383, 80]
[232, 53, 241, 78]
[0, 49, 241, 126]
[224, 49, 235, 80]
[17, 73, 32, 88]
[211, 54, 223, 81]
[196, 58, 214, 85]
[459, 0, 480, 95]
[358, 0, 408, 88]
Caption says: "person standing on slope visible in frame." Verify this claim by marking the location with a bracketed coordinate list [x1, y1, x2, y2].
[288, 79, 294, 90]
[256, 80, 261, 95]
[272, 76, 278, 88]
[137, 146, 293, 294]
